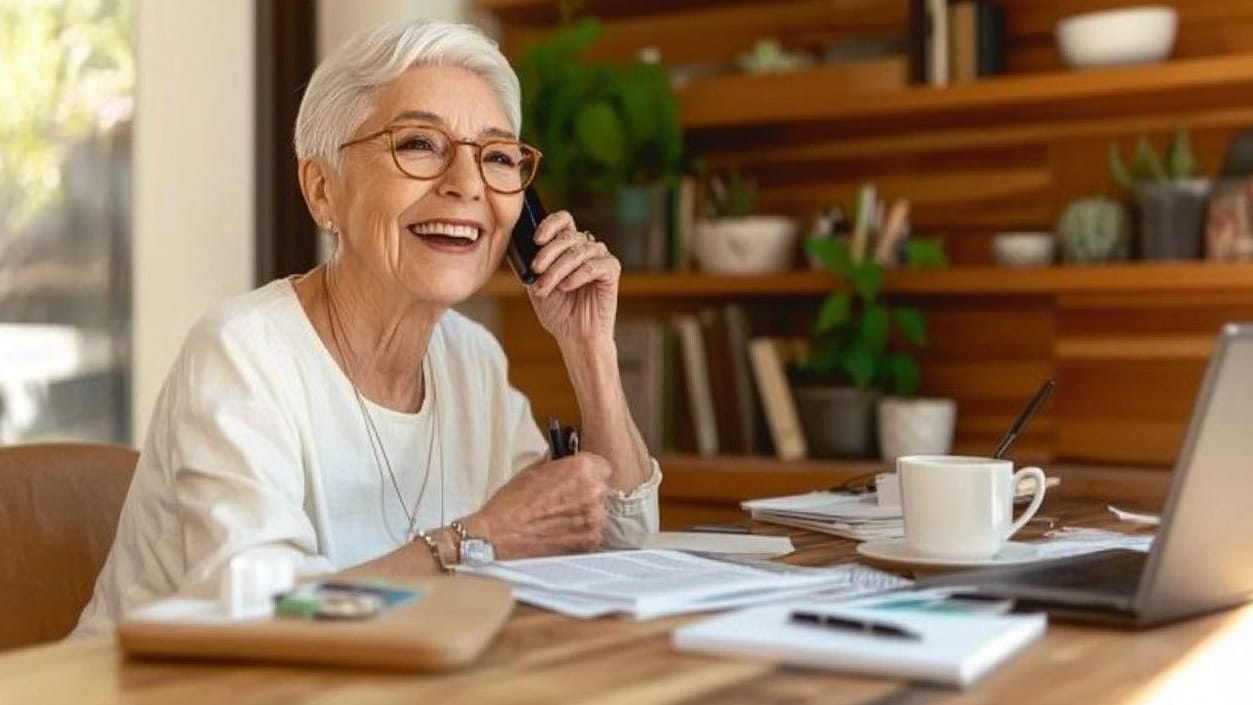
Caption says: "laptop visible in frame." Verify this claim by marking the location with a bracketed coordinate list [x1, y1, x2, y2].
[924, 323, 1253, 627]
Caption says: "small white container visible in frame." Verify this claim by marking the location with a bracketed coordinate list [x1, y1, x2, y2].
[691, 216, 798, 274]
[991, 232, 1056, 267]
[1056, 6, 1178, 69]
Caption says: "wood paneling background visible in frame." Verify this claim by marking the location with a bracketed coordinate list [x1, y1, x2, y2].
[479, 0, 1253, 480]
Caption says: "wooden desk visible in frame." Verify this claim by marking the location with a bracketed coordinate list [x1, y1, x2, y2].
[3, 500, 1248, 704]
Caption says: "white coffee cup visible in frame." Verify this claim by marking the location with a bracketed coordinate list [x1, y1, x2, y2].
[898, 455, 1048, 560]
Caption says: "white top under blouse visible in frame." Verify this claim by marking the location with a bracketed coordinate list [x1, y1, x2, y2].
[74, 279, 661, 635]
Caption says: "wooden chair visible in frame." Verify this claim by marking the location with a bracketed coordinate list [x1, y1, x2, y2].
[0, 443, 137, 650]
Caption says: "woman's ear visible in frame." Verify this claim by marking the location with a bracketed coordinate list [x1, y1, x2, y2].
[298, 158, 337, 230]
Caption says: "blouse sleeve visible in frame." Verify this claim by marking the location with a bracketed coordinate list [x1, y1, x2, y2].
[160, 322, 333, 599]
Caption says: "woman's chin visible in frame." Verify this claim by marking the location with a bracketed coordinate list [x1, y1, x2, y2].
[399, 265, 491, 306]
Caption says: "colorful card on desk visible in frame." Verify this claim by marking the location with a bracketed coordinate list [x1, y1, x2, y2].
[672, 589, 1046, 688]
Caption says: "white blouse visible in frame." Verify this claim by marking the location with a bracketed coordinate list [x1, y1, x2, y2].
[74, 279, 661, 635]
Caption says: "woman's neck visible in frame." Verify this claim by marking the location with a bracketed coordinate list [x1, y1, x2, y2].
[294, 260, 442, 414]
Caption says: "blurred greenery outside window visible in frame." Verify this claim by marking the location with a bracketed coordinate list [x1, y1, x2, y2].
[0, 0, 134, 443]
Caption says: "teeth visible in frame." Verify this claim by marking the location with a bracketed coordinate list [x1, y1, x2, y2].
[409, 221, 480, 242]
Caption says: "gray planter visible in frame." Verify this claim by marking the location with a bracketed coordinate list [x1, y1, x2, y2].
[574, 185, 669, 271]
[792, 385, 882, 459]
[1135, 178, 1212, 260]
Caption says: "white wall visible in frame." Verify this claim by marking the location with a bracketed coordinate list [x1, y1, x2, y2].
[317, 0, 470, 57]
[131, 0, 254, 441]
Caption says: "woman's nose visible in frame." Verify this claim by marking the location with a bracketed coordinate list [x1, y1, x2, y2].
[435, 144, 485, 200]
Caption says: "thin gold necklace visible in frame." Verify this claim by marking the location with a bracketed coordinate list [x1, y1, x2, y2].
[321, 265, 442, 543]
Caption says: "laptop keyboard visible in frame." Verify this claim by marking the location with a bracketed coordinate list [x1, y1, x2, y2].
[1007, 549, 1147, 596]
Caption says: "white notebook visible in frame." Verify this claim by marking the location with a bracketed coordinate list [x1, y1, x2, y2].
[673, 590, 1046, 688]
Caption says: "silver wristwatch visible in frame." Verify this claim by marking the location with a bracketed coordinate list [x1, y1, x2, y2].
[450, 519, 496, 566]
[460, 537, 496, 566]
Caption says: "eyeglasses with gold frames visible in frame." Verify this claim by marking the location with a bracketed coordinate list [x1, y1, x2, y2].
[338, 123, 542, 195]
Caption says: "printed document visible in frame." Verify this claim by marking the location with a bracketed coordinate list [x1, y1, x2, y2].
[458, 549, 910, 620]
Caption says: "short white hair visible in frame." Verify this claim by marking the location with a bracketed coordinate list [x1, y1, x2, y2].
[294, 20, 521, 170]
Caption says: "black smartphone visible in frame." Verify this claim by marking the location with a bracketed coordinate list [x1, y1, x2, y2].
[505, 186, 546, 285]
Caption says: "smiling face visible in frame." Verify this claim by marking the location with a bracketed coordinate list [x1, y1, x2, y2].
[308, 65, 525, 306]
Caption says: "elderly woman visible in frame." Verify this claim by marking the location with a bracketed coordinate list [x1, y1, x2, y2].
[75, 19, 659, 634]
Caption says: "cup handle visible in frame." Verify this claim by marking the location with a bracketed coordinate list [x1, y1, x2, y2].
[1006, 466, 1047, 539]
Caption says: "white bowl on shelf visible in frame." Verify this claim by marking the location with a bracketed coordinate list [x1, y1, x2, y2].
[992, 232, 1055, 267]
[691, 216, 799, 274]
[1056, 5, 1177, 69]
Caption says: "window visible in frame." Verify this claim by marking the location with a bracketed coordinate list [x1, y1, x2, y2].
[0, 0, 134, 443]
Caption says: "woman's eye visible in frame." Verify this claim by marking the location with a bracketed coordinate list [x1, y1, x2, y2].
[397, 137, 437, 152]
[484, 151, 518, 167]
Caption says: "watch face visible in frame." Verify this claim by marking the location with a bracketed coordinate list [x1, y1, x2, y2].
[463, 538, 495, 564]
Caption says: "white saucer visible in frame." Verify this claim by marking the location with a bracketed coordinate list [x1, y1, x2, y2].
[856, 539, 1039, 568]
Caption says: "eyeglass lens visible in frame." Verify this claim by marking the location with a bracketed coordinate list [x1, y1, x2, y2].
[389, 125, 537, 192]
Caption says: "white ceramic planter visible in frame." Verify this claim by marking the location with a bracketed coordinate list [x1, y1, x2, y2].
[691, 216, 798, 274]
[877, 397, 957, 464]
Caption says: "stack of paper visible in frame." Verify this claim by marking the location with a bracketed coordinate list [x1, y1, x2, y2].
[673, 587, 1047, 688]
[456, 549, 910, 620]
[742, 491, 904, 541]
[1033, 527, 1154, 558]
[641, 531, 795, 559]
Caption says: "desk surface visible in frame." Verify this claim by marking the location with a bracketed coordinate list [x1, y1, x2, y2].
[3, 500, 1249, 704]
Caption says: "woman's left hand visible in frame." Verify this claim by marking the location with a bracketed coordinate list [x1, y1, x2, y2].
[526, 211, 620, 345]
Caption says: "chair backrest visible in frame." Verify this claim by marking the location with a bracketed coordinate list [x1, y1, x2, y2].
[0, 443, 137, 650]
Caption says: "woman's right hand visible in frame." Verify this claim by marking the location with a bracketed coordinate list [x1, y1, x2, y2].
[461, 453, 611, 559]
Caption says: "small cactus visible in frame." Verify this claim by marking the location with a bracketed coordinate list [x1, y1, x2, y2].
[1108, 126, 1198, 189]
[1057, 197, 1131, 263]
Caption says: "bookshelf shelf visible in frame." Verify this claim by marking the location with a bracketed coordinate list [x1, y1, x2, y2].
[678, 53, 1253, 130]
[481, 262, 1253, 300]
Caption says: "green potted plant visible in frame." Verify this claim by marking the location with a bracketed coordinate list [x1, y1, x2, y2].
[690, 169, 799, 274]
[1108, 125, 1211, 259]
[792, 230, 950, 459]
[516, 19, 683, 269]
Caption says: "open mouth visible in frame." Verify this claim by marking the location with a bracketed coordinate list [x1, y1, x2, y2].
[407, 221, 483, 248]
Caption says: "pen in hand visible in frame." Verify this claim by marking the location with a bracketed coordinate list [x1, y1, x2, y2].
[547, 417, 579, 459]
[789, 611, 921, 640]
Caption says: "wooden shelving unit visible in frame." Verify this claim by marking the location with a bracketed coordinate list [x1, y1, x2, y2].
[477, 0, 1253, 474]
[679, 53, 1253, 130]
[481, 261, 1253, 299]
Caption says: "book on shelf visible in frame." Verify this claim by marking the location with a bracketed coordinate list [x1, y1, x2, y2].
[616, 318, 665, 453]
[975, 0, 1005, 77]
[674, 314, 719, 456]
[700, 307, 747, 455]
[926, 0, 949, 86]
[910, 0, 1004, 86]
[747, 337, 807, 461]
[722, 304, 769, 455]
[949, 0, 977, 83]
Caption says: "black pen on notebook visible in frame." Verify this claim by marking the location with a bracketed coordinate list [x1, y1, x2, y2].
[789, 611, 921, 640]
